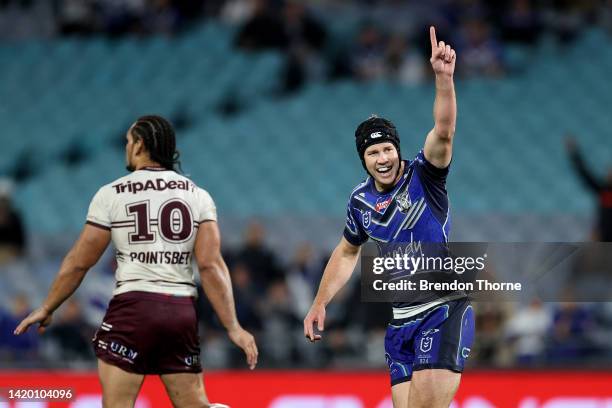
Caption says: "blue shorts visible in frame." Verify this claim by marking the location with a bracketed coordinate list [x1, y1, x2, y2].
[384, 299, 475, 386]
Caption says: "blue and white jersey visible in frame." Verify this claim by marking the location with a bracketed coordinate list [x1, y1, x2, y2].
[344, 150, 462, 319]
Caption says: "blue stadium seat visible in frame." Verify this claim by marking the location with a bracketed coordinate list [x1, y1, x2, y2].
[5, 26, 611, 233]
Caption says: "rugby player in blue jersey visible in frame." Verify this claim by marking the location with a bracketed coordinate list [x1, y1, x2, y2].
[304, 27, 474, 408]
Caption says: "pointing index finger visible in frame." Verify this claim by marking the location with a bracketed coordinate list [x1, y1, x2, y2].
[430, 26, 437, 50]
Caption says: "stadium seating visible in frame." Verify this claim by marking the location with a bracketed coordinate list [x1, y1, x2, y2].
[2, 24, 611, 238]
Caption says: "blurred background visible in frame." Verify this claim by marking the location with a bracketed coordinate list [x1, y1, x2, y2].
[1, 0, 612, 406]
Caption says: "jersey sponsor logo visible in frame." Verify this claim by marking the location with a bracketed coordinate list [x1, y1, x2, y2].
[112, 178, 194, 194]
[184, 354, 200, 367]
[375, 197, 392, 212]
[421, 328, 439, 337]
[362, 211, 371, 228]
[395, 191, 412, 213]
[109, 341, 138, 361]
[370, 131, 383, 139]
[129, 251, 192, 265]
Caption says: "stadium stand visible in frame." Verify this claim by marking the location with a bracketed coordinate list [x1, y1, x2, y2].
[1, 1, 611, 371]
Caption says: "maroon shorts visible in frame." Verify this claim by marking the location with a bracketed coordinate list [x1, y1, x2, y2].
[92, 291, 202, 375]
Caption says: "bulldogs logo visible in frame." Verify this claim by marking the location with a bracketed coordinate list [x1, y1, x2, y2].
[395, 191, 412, 213]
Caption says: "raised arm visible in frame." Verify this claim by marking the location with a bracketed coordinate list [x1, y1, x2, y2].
[194, 220, 258, 369]
[424, 26, 457, 169]
[14, 224, 111, 335]
[303, 236, 361, 342]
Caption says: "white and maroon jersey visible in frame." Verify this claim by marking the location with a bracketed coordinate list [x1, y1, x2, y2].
[86, 167, 216, 297]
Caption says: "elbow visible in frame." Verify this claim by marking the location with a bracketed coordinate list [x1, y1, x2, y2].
[74, 265, 89, 275]
[68, 261, 90, 278]
[60, 253, 90, 279]
[338, 240, 361, 259]
[198, 257, 223, 278]
[439, 127, 455, 142]
[56, 265, 88, 286]
[198, 262, 215, 276]
[434, 124, 455, 142]
[436, 131, 454, 145]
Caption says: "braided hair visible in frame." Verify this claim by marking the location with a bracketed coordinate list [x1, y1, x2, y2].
[130, 115, 181, 172]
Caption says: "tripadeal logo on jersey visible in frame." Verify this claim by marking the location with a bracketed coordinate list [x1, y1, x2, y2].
[112, 178, 195, 194]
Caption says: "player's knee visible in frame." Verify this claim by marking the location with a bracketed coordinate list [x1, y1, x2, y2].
[102, 394, 138, 408]
[391, 381, 410, 408]
[410, 369, 460, 407]
[167, 389, 208, 408]
[412, 369, 438, 391]
[168, 393, 208, 408]
[163, 377, 209, 408]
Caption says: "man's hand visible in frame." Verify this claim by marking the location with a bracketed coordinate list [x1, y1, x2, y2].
[430, 26, 456, 78]
[14, 307, 53, 335]
[227, 326, 258, 370]
[303, 303, 326, 342]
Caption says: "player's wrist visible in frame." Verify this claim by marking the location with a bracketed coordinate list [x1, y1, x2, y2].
[225, 322, 241, 333]
[313, 298, 328, 309]
[435, 74, 454, 88]
[40, 304, 54, 315]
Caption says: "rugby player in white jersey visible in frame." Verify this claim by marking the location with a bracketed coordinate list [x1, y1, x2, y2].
[15, 115, 257, 408]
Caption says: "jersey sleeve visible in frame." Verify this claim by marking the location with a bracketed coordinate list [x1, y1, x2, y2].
[197, 188, 217, 222]
[413, 149, 449, 186]
[413, 150, 449, 225]
[342, 198, 368, 246]
[86, 187, 111, 230]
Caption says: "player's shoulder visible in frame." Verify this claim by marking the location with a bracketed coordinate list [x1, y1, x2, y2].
[347, 176, 371, 206]
[409, 149, 450, 177]
[177, 175, 215, 204]
[406, 150, 424, 168]
[194, 184, 214, 202]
